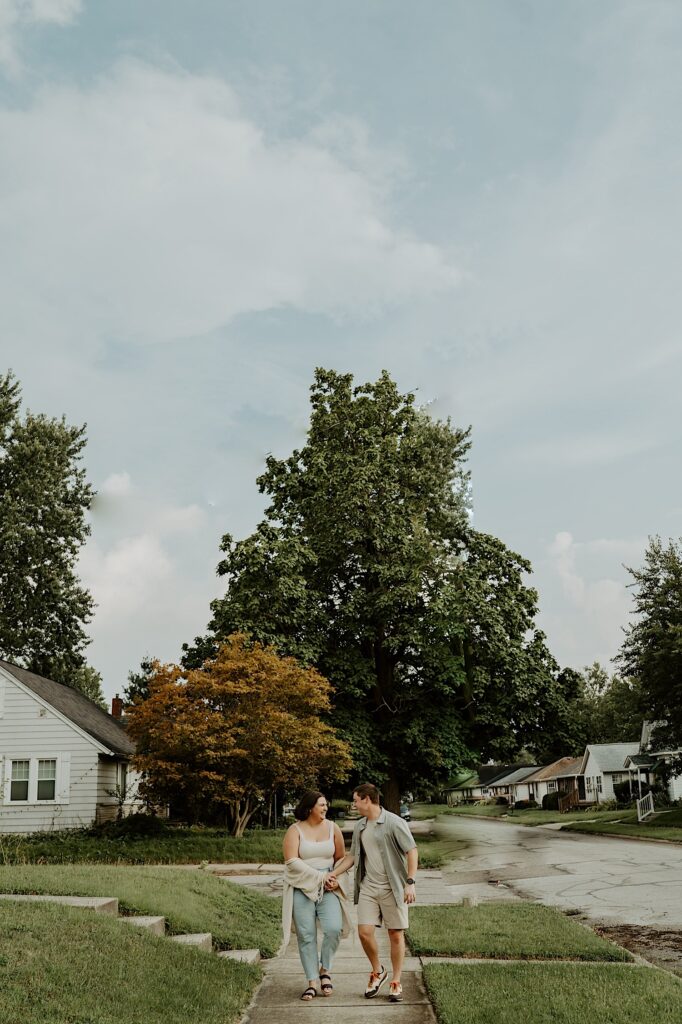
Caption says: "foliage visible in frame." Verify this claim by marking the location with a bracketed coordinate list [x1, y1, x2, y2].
[128, 634, 352, 835]
[542, 791, 560, 810]
[0, 826, 286, 866]
[513, 799, 538, 810]
[123, 654, 158, 704]
[69, 664, 107, 709]
[579, 663, 645, 744]
[0, 901, 261, 1024]
[0, 863, 282, 955]
[618, 537, 682, 769]
[186, 369, 574, 809]
[0, 370, 93, 684]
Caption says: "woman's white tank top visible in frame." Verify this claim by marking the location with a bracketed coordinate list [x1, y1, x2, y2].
[295, 820, 335, 870]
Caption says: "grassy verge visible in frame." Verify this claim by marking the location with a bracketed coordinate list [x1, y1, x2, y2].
[0, 826, 285, 865]
[562, 818, 682, 842]
[0, 864, 281, 955]
[416, 833, 467, 868]
[0, 900, 260, 1024]
[430, 804, 629, 826]
[424, 962, 682, 1024]
[407, 903, 631, 961]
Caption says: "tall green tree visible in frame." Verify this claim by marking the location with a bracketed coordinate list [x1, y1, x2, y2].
[123, 654, 158, 705]
[0, 371, 94, 685]
[579, 663, 644, 744]
[70, 664, 107, 710]
[185, 369, 565, 809]
[617, 537, 682, 757]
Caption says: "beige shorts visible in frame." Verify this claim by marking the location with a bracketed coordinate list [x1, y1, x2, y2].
[357, 884, 409, 931]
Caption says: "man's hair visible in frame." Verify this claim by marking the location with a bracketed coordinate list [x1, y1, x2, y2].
[353, 783, 382, 805]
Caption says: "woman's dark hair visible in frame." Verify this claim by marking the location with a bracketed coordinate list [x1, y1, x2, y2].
[294, 790, 325, 821]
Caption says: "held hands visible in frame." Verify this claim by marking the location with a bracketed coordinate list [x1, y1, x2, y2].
[324, 873, 338, 891]
[404, 883, 416, 905]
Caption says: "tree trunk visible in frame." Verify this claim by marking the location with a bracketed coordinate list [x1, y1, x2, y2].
[382, 772, 401, 815]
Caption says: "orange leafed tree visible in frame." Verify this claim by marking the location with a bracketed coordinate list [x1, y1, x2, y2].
[127, 633, 353, 835]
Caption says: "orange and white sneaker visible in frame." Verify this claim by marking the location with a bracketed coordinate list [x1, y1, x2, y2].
[365, 965, 388, 998]
[389, 981, 403, 1002]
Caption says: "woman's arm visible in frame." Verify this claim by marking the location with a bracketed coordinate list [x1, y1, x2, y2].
[282, 823, 300, 862]
[333, 823, 345, 863]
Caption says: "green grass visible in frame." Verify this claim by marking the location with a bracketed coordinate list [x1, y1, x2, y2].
[0, 864, 282, 955]
[407, 903, 631, 960]
[415, 833, 468, 868]
[433, 804, 629, 826]
[0, 899, 260, 1024]
[562, 816, 682, 843]
[424, 962, 682, 1024]
[0, 826, 286, 865]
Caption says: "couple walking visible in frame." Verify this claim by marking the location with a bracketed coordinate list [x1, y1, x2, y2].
[282, 782, 418, 1003]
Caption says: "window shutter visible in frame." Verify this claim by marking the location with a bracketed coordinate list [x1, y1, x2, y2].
[2, 757, 11, 806]
[57, 753, 71, 805]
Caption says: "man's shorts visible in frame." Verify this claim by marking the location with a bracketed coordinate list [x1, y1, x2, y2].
[357, 883, 409, 930]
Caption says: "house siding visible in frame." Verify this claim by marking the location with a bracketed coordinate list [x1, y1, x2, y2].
[0, 672, 119, 833]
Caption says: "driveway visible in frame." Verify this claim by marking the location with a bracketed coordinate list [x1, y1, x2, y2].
[436, 815, 682, 929]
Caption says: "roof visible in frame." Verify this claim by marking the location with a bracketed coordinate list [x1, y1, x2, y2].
[581, 742, 639, 774]
[477, 763, 527, 786]
[444, 770, 477, 791]
[489, 765, 541, 787]
[524, 757, 582, 783]
[0, 661, 135, 756]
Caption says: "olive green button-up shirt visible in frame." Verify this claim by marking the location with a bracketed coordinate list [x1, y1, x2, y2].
[350, 809, 417, 907]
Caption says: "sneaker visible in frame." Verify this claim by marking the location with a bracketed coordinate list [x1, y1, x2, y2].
[365, 965, 388, 998]
[389, 982, 403, 1002]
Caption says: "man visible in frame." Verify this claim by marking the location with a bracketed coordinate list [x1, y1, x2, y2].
[326, 783, 418, 1003]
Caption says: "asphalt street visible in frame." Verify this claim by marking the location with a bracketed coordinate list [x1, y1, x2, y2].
[436, 815, 682, 928]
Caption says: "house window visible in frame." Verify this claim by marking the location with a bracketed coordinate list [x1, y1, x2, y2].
[586, 776, 594, 791]
[611, 772, 625, 784]
[37, 759, 57, 801]
[596, 776, 603, 794]
[547, 781, 558, 792]
[10, 760, 30, 801]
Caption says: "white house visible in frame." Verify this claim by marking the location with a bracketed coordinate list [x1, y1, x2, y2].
[525, 756, 583, 806]
[0, 660, 141, 833]
[623, 721, 682, 803]
[579, 742, 640, 804]
[488, 765, 541, 804]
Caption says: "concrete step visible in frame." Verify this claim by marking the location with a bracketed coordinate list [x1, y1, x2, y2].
[218, 949, 261, 964]
[121, 915, 165, 936]
[170, 932, 212, 952]
[0, 893, 118, 915]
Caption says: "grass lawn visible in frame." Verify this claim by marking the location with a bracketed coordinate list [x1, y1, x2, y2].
[407, 903, 631, 961]
[424, 962, 682, 1024]
[562, 814, 682, 843]
[426, 803, 629, 826]
[415, 833, 468, 868]
[0, 900, 260, 1024]
[0, 826, 285, 865]
[0, 864, 282, 955]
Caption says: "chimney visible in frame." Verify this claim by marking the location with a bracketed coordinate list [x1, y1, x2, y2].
[111, 695, 124, 719]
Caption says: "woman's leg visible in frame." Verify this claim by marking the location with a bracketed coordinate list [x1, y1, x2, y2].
[317, 890, 343, 973]
[292, 889, 321, 985]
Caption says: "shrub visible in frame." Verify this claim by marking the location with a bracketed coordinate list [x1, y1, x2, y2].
[513, 799, 538, 810]
[542, 792, 560, 811]
[495, 796, 509, 806]
[91, 813, 168, 839]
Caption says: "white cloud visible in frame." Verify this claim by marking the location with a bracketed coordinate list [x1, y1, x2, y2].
[540, 531, 645, 669]
[0, 0, 81, 75]
[80, 533, 172, 622]
[0, 60, 458, 353]
[100, 472, 133, 498]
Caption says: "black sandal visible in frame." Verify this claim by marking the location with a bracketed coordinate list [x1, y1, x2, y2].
[319, 973, 333, 996]
[300, 986, 317, 1001]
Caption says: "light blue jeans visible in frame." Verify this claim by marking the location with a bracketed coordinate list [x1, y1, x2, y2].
[293, 888, 343, 981]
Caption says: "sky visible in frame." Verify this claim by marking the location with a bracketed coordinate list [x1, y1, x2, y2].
[2, 1, 681, 701]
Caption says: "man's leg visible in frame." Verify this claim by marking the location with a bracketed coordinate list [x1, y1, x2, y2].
[358, 924, 381, 974]
[387, 928, 405, 984]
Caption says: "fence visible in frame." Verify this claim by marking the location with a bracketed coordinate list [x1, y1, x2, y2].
[636, 790, 655, 822]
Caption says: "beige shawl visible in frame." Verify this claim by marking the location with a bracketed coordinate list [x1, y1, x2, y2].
[281, 857, 352, 950]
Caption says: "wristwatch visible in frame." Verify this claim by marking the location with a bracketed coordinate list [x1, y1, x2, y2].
[406, 877, 416, 885]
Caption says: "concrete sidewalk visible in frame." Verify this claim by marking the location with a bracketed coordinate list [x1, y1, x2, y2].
[244, 904, 437, 1024]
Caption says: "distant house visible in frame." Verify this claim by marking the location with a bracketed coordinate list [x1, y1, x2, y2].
[524, 757, 583, 806]
[579, 742, 640, 804]
[487, 765, 541, 804]
[623, 721, 682, 803]
[0, 661, 142, 833]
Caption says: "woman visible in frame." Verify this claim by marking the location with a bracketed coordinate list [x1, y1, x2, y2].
[282, 790, 349, 1001]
